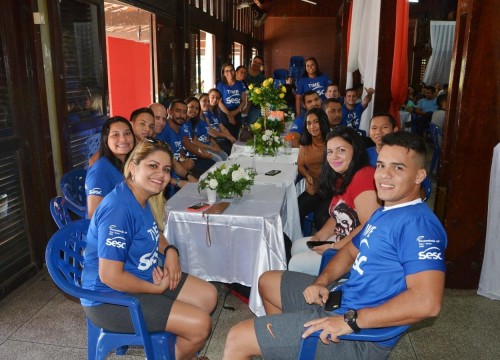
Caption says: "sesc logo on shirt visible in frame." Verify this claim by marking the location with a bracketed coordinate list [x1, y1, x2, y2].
[105, 236, 126, 249]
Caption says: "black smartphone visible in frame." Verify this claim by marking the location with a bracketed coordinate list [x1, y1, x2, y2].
[265, 170, 281, 176]
[324, 290, 342, 311]
[306, 240, 334, 249]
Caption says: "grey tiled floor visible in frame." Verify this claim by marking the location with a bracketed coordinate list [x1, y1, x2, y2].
[0, 271, 499, 359]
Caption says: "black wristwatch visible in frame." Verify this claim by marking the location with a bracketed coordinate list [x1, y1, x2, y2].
[344, 309, 361, 333]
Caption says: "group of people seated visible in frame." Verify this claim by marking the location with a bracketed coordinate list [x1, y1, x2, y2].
[78, 55, 447, 359]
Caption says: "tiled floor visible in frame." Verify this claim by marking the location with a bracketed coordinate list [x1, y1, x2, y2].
[0, 270, 499, 359]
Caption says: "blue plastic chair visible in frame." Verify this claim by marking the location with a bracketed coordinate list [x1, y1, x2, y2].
[85, 133, 101, 169]
[289, 56, 305, 83]
[45, 220, 176, 360]
[49, 196, 74, 229]
[273, 68, 288, 87]
[429, 123, 442, 175]
[60, 168, 87, 218]
[298, 325, 407, 360]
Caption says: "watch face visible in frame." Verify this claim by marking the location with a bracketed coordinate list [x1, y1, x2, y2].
[345, 309, 355, 322]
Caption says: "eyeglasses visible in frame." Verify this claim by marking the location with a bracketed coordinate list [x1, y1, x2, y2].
[143, 136, 172, 151]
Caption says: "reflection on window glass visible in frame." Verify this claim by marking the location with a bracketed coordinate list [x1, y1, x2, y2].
[0, 35, 13, 137]
[60, 0, 104, 123]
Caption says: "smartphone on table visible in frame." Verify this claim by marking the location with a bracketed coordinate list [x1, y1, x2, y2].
[265, 170, 281, 176]
[187, 202, 211, 212]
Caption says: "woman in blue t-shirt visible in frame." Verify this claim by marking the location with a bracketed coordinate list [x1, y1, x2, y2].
[85, 116, 136, 218]
[295, 57, 331, 116]
[216, 62, 247, 139]
[205, 88, 237, 155]
[82, 139, 217, 359]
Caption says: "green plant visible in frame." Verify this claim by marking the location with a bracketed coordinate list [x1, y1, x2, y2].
[198, 163, 256, 198]
[248, 78, 287, 110]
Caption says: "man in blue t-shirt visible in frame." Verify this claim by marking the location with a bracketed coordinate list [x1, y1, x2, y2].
[287, 90, 322, 147]
[222, 132, 447, 360]
[342, 87, 375, 134]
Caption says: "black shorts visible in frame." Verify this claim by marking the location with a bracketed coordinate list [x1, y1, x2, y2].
[83, 272, 188, 333]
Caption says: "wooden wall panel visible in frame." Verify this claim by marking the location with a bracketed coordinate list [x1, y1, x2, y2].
[263, 17, 336, 79]
[436, 0, 500, 288]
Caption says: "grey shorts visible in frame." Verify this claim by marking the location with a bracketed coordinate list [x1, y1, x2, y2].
[254, 271, 392, 360]
[83, 272, 188, 333]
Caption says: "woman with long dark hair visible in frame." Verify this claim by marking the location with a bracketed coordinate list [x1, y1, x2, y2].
[289, 126, 380, 275]
[203, 88, 236, 154]
[295, 57, 331, 115]
[85, 116, 136, 218]
[297, 108, 330, 230]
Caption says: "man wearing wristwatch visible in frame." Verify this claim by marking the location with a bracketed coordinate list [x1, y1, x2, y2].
[223, 132, 447, 360]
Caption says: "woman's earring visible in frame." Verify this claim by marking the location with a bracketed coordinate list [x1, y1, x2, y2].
[131, 175, 135, 181]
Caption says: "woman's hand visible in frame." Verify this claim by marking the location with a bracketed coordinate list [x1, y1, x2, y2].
[152, 266, 170, 293]
[311, 243, 332, 255]
[228, 114, 236, 125]
[163, 249, 182, 290]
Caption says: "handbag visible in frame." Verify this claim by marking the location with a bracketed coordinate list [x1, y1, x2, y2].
[202, 202, 230, 246]
[239, 124, 253, 142]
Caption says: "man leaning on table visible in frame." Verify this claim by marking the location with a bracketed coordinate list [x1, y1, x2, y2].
[222, 131, 447, 360]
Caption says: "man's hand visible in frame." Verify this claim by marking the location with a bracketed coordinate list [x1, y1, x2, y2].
[303, 284, 329, 306]
[364, 87, 375, 96]
[302, 316, 353, 344]
[163, 250, 181, 290]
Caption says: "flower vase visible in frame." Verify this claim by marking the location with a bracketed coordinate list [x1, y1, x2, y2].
[206, 188, 217, 203]
[261, 105, 271, 129]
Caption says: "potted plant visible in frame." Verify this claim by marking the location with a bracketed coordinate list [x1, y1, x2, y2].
[198, 163, 256, 199]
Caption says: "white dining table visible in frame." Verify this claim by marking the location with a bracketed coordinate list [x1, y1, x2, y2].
[229, 141, 299, 165]
[201, 158, 303, 241]
[164, 183, 288, 316]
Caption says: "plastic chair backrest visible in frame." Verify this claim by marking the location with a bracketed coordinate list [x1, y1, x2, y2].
[60, 168, 87, 218]
[45, 220, 176, 359]
[273, 69, 288, 87]
[49, 196, 72, 229]
[85, 133, 101, 169]
[429, 123, 442, 150]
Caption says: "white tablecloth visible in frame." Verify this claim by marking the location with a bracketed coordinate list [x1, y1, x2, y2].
[229, 141, 299, 164]
[478, 143, 500, 300]
[201, 159, 302, 241]
[165, 183, 288, 316]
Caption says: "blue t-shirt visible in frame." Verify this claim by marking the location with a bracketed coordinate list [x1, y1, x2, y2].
[85, 156, 123, 199]
[203, 111, 221, 131]
[335, 200, 447, 347]
[296, 74, 331, 100]
[216, 81, 247, 111]
[288, 113, 306, 135]
[367, 146, 378, 167]
[81, 181, 160, 306]
[342, 103, 365, 130]
[157, 121, 185, 161]
[417, 98, 438, 113]
[195, 119, 211, 145]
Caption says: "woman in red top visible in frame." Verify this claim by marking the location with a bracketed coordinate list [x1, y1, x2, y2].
[289, 127, 380, 275]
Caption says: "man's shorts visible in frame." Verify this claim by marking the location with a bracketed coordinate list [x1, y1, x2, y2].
[254, 271, 392, 360]
[83, 272, 188, 333]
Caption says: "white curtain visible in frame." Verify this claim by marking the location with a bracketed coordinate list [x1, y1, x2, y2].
[423, 21, 456, 85]
[478, 143, 500, 300]
[346, 0, 381, 133]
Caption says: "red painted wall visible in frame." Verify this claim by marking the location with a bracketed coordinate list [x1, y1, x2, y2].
[106, 36, 151, 119]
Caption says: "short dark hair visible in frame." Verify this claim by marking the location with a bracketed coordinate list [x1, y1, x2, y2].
[381, 132, 427, 166]
[436, 93, 447, 109]
[235, 65, 247, 72]
[319, 126, 369, 198]
[325, 98, 342, 106]
[370, 112, 397, 128]
[99, 116, 136, 171]
[168, 99, 186, 111]
[253, 55, 264, 62]
[300, 108, 330, 146]
[130, 107, 154, 123]
[425, 85, 436, 93]
[345, 88, 356, 95]
[302, 90, 319, 105]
